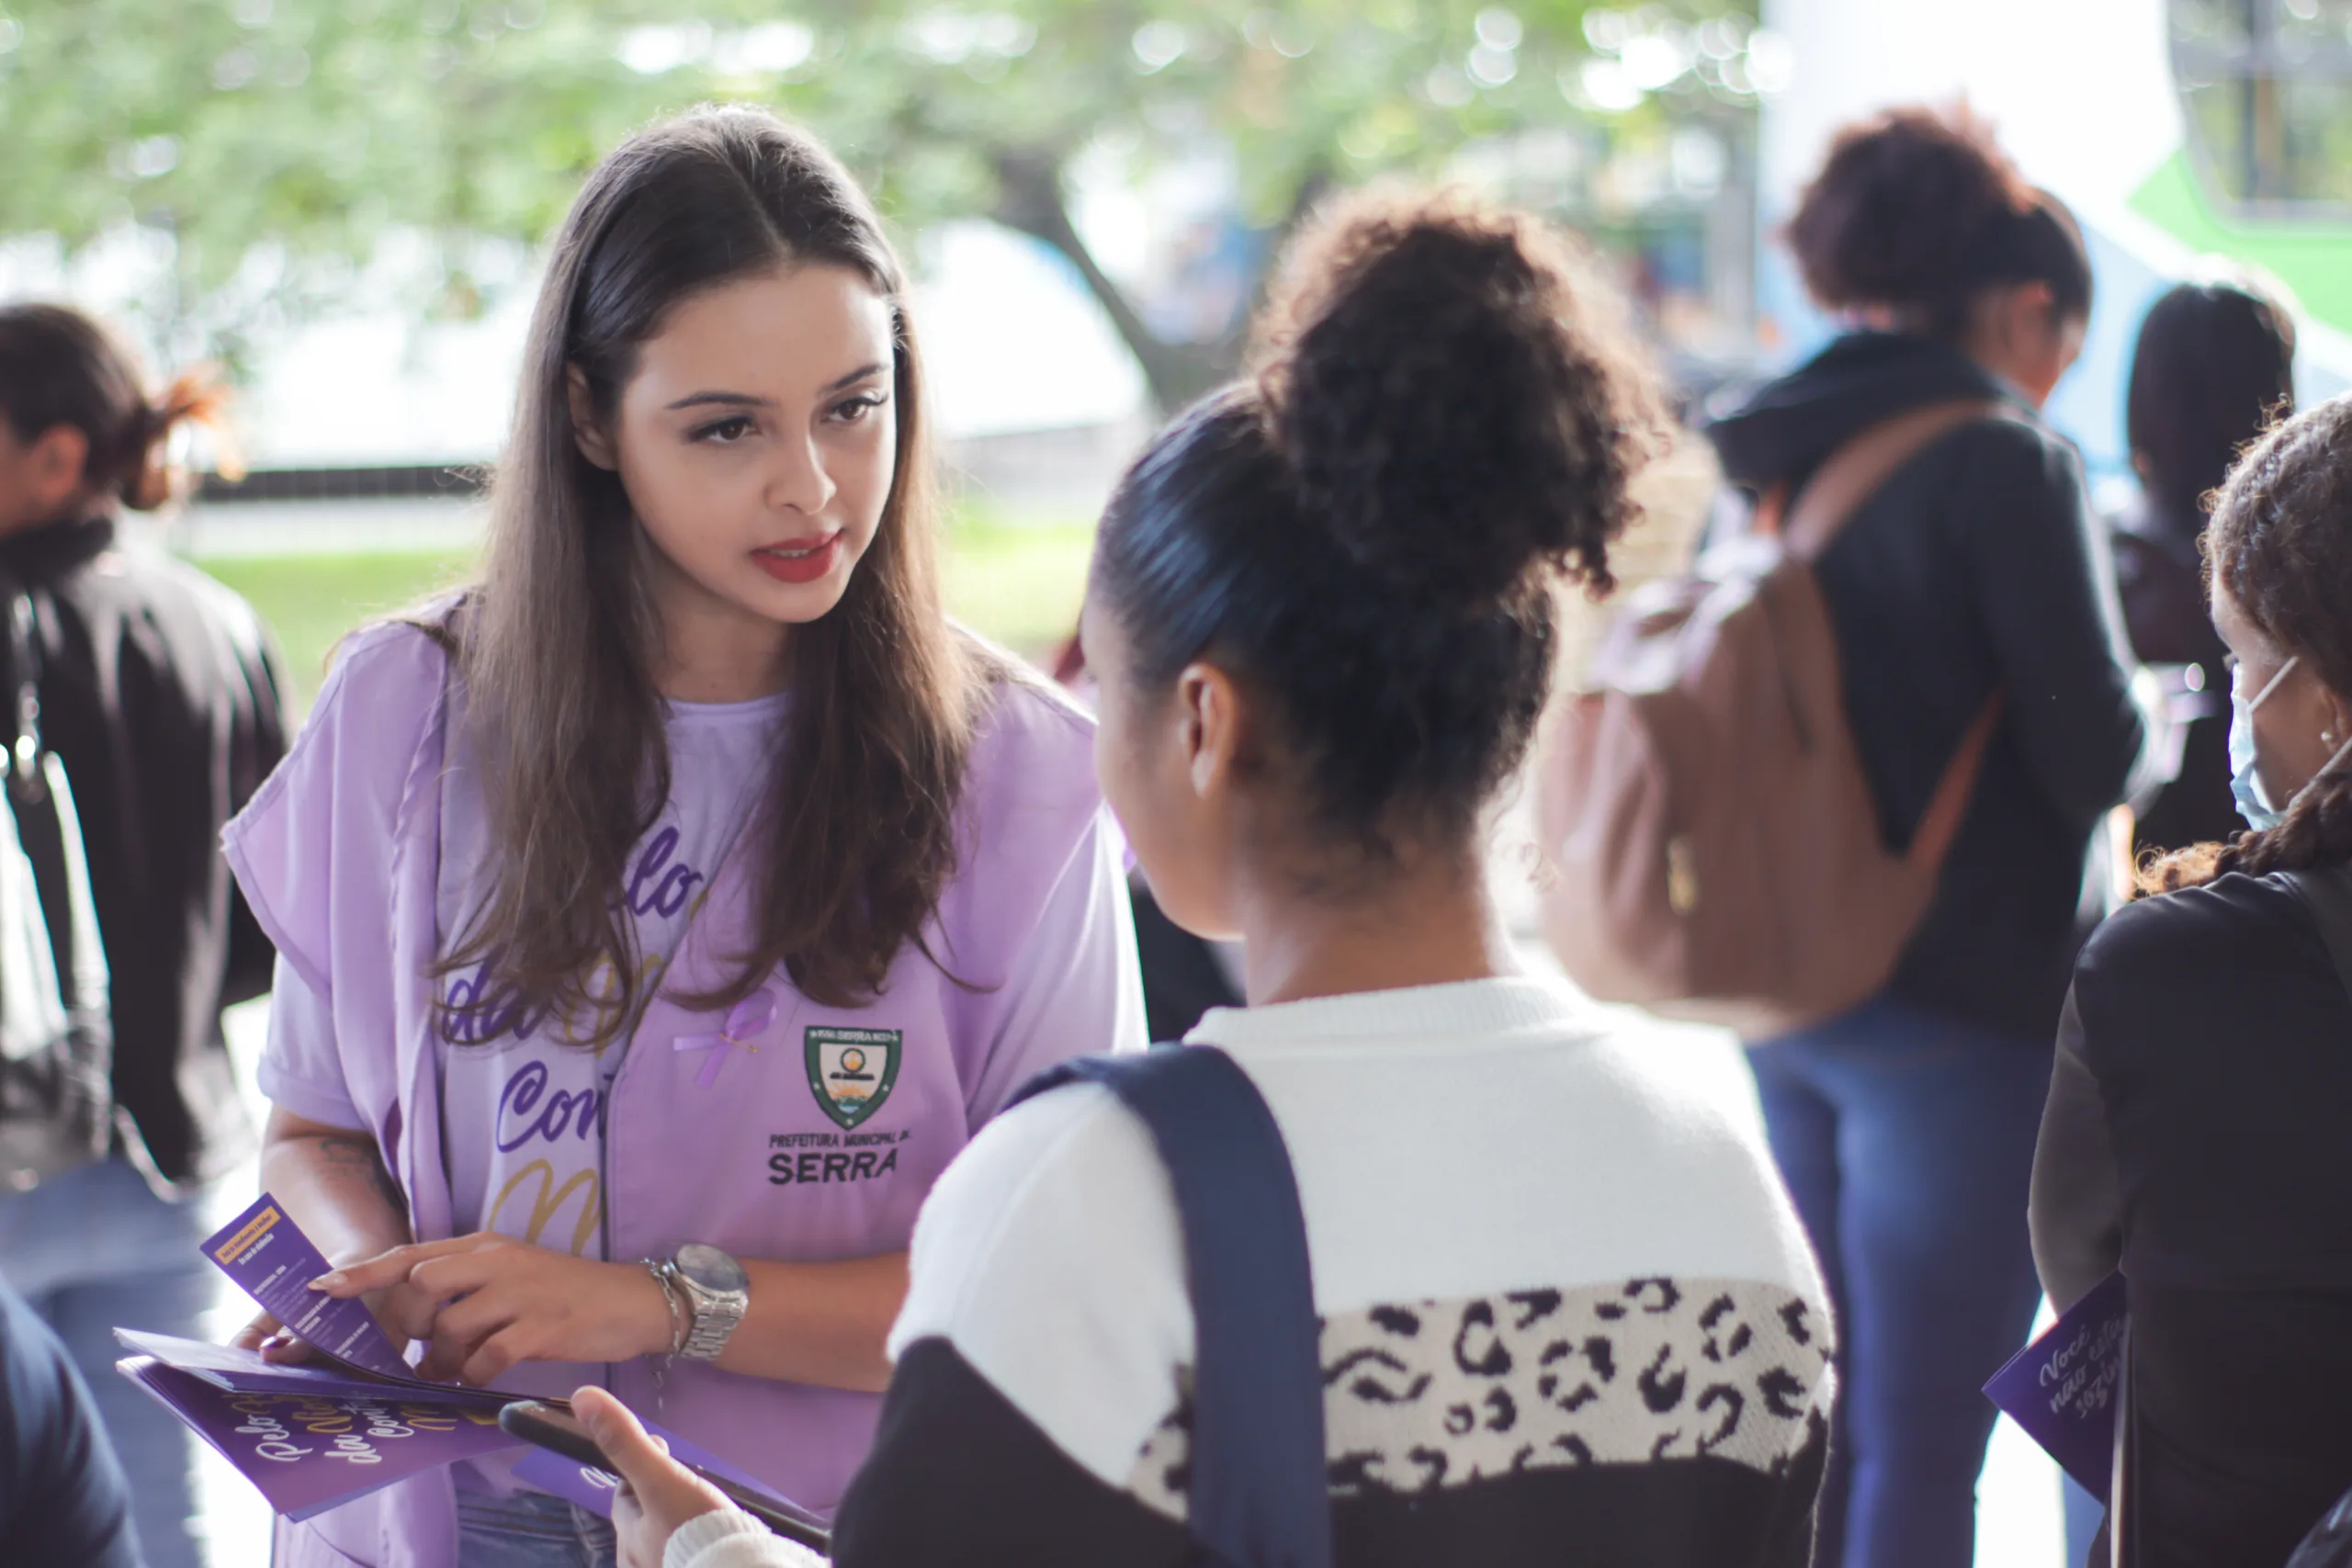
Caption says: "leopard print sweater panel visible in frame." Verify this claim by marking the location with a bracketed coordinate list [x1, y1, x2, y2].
[1126, 1275, 1835, 1517]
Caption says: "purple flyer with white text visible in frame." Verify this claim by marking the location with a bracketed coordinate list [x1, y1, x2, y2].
[119, 1357, 522, 1522]
[114, 1328, 513, 1409]
[1982, 1270, 2127, 1501]
[201, 1193, 413, 1381]
[133, 1194, 753, 1526]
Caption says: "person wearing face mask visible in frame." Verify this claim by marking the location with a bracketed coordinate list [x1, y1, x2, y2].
[2229, 656, 2349, 833]
[2032, 394, 2352, 1566]
[1702, 107, 2154, 1568]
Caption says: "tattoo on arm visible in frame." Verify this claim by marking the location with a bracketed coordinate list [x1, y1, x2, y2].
[314, 1135, 376, 1168]
[312, 1134, 408, 1216]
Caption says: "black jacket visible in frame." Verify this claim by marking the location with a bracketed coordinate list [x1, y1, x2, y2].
[2034, 871, 2352, 1566]
[2109, 491, 2238, 856]
[0, 516, 288, 1189]
[1707, 333, 2149, 1043]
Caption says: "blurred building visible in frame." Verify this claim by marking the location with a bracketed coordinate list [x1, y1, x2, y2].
[1756, 0, 2352, 475]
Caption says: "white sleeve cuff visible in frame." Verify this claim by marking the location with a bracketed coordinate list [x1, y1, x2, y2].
[664, 1506, 825, 1568]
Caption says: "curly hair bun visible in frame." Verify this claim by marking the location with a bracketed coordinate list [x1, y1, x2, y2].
[1788, 105, 2034, 319]
[1250, 187, 1661, 606]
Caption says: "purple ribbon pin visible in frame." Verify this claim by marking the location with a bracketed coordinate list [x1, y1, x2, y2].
[673, 988, 776, 1089]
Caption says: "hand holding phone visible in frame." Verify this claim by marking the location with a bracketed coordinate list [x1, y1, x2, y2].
[499, 1396, 831, 1552]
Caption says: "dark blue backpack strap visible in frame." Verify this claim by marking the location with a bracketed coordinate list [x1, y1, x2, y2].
[1010, 1045, 1331, 1568]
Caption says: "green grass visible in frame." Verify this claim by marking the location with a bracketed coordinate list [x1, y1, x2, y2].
[189, 511, 1097, 713]
[194, 549, 478, 709]
[939, 512, 1096, 662]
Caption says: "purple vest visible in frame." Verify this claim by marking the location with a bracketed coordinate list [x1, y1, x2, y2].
[223, 626, 1143, 1566]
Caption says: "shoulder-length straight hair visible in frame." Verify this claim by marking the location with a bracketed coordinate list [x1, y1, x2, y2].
[442, 105, 983, 1047]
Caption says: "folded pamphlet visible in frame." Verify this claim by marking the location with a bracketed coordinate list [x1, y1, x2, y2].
[118, 1356, 519, 1521]
[118, 1192, 816, 1527]
[113, 1327, 510, 1407]
[1981, 1270, 2127, 1501]
[198, 1193, 446, 1390]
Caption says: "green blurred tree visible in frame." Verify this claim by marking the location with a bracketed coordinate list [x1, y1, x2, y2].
[0, 0, 1762, 406]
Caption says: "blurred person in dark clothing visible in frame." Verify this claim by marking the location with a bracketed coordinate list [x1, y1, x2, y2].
[2110, 280, 2296, 858]
[2, 1277, 141, 1567]
[0, 304, 288, 1568]
[1706, 107, 2152, 1568]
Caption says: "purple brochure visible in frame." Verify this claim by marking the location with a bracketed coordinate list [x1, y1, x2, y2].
[1982, 1270, 2127, 1501]
[114, 1328, 512, 1409]
[203, 1194, 413, 1381]
[513, 1416, 817, 1526]
[119, 1356, 522, 1522]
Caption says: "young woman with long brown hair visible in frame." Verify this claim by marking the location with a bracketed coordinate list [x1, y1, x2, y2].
[220, 106, 1144, 1567]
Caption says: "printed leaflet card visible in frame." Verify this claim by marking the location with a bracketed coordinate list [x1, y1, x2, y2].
[201, 1194, 413, 1381]
[1982, 1270, 2127, 1501]
[113, 1328, 512, 1409]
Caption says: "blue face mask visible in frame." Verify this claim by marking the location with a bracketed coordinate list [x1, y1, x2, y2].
[2226, 656, 2352, 832]
[2227, 657, 2294, 831]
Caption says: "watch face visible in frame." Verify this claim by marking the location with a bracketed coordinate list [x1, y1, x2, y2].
[675, 1242, 749, 1296]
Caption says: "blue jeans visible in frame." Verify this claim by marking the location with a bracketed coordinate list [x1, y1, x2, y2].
[458, 1487, 619, 1568]
[0, 1156, 220, 1568]
[1748, 995, 2052, 1568]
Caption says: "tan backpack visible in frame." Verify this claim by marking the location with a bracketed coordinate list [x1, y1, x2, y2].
[1538, 400, 2011, 1041]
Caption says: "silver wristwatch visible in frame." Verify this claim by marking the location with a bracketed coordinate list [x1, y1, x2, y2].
[659, 1243, 750, 1361]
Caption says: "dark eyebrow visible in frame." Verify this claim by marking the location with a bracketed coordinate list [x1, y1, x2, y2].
[662, 363, 888, 412]
[664, 391, 771, 412]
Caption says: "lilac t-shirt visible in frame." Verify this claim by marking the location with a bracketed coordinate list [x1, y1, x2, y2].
[434, 693, 786, 1265]
[258, 693, 789, 1252]
[267, 694, 788, 1495]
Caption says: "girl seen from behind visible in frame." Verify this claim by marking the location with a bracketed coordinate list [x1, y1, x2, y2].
[222, 106, 1144, 1567]
[1703, 107, 2151, 1568]
[2035, 396, 2352, 1567]
[2109, 280, 2296, 858]
[583, 187, 1838, 1568]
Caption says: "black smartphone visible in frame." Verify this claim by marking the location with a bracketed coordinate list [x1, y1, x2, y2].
[498, 1399, 831, 1551]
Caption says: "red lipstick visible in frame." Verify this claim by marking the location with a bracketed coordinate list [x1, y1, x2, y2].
[751, 532, 842, 585]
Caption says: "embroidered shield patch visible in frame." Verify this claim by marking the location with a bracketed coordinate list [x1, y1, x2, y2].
[805, 1026, 902, 1130]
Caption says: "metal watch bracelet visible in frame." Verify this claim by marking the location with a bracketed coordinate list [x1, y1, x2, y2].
[657, 1244, 752, 1362]
[641, 1258, 690, 1358]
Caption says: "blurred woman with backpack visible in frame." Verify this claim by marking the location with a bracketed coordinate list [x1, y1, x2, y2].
[1701, 107, 2151, 1568]
[2033, 395, 2352, 1567]
[2109, 280, 2296, 860]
